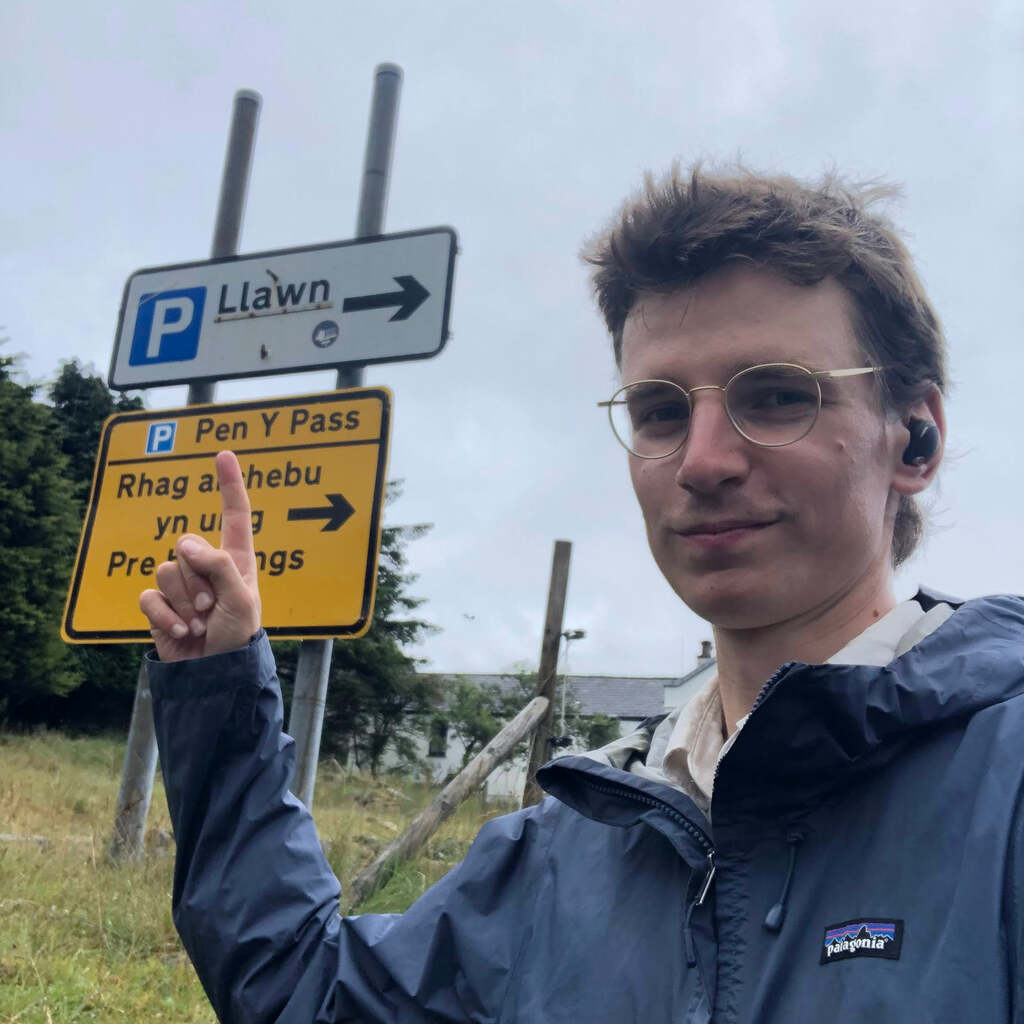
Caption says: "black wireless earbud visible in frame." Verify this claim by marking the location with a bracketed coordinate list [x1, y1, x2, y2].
[902, 418, 940, 466]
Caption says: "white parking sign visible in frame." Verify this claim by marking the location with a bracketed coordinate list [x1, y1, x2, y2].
[109, 227, 457, 389]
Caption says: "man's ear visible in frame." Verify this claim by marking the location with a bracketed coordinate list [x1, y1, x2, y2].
[891, 384, 945, 497]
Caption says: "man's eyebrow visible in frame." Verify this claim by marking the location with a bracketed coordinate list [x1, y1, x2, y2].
[646, 358, 821, 383]
[624, 356, 843, 389]
[625, 379, 682, 395]
[728, 357, 832, 376]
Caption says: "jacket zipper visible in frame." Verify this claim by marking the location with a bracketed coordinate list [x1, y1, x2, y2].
[579, 665, 794, 971]
[571, 775, 716, 969]
[696, 851, 716, 903]
[683, 850, 716, 967]
[711, 661, 794, 794]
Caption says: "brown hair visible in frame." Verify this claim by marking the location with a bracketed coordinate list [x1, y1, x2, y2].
[582, 164, 947, 567]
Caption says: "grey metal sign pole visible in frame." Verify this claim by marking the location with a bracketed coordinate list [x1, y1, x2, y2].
[288, 64, 403, 809]
[109, 90, 261, 862]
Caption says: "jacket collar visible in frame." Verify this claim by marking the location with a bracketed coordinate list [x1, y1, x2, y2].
[537, 752, 714, 869]
[540, 595, 1024, 834]
[713, 594, 1024, 818]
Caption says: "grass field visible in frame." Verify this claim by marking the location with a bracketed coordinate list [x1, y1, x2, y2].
[0, 730, 514, 1022]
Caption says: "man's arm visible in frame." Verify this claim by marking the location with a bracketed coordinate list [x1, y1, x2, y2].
[141, 451, 546, 1022]
[149, 634, 342, 1019]
[150, 632, 546, 1023]
[1005, 780, 1024, 1022]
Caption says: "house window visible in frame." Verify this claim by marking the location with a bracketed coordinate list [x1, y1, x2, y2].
[428, 718, 448, 758]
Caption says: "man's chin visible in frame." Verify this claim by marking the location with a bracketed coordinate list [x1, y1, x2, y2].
[669, 573, 791, 631]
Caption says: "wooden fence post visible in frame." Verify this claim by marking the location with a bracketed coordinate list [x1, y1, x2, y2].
[521, 540, 572, 807]
[346, 695, 549, 910]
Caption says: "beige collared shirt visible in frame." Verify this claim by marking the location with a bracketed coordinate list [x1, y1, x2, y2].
[640, 599, 955, 814]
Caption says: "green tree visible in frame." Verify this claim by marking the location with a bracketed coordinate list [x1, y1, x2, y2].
[436, 673, 537, 770]
[442, 671, 624, 767]
[49, 359, 143, 501]
[275, 487, 440, 775]
[578, 712, 620, 750]
[0, 350, 83, 719]
[544, 678, 621, 752]
[43, 361, 146, 730]
[444, 676, 507, 768]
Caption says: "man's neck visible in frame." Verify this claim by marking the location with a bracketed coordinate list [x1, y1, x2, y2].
[713, 574, 897, 735]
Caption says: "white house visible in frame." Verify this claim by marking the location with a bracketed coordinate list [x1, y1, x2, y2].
[418, 641, 717, 800]
[661, 640, 717, 711]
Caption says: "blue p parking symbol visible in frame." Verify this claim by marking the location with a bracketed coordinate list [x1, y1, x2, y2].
[146, 421, 177, 455]
[129, 287, 206, 366]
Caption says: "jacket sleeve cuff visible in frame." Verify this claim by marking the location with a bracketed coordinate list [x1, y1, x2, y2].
[147, 630, 271, 702]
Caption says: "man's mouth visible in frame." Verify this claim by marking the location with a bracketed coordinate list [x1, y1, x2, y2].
[672, 519, 779, 552]
[677, 519, 776, 537]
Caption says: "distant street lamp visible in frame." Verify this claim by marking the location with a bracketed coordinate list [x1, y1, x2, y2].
[558, 629, 587, 737]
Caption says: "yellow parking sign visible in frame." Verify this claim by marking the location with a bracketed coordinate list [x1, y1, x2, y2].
[62, 389, 391, 642]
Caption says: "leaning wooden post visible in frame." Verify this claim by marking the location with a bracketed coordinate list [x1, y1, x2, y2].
[346, 695, 549, 910]
[521, 540, 572, 808]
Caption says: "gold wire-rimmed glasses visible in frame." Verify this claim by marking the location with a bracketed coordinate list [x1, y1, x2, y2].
[598, 363, 884, 459]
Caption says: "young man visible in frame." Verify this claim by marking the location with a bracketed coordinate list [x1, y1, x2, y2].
[141, 168, 1024, 1023]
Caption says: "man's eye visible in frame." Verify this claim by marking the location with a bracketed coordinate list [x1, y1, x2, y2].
[752, 388, 816, 409]
[735, 385, 819, 421]
[634, 402, 689, 428]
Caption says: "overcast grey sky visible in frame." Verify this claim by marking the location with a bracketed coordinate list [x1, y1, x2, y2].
[4, 0, 1022, 677]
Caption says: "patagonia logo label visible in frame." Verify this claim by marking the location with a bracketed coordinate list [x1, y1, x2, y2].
[820, 918, 903, 964]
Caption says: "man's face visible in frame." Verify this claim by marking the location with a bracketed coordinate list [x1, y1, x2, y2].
[620, 265, 905, 630]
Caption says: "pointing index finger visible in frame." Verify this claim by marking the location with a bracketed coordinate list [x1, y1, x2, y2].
[216, 450, 257, 579]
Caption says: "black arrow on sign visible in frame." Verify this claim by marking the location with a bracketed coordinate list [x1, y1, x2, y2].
[342, 275, 430, 322]
[287, 493, 355, 532]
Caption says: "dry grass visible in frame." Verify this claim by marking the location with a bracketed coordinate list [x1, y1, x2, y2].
[0, 731, 514, 1022]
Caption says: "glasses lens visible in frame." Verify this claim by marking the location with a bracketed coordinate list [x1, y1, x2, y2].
[727, 364, 820, 445]
[609, 380, 690, 457]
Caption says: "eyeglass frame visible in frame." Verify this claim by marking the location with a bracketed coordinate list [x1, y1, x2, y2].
[597, 363, 885, 459]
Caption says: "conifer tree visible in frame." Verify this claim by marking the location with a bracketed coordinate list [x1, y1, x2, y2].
[275, 489, 440, 774]
[49, 359, 143, 501]
[0, 351, 83, 719]
[42, 361, 146, 729]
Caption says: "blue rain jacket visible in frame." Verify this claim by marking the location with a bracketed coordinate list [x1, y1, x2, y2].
[149, 592, 1024, 1023]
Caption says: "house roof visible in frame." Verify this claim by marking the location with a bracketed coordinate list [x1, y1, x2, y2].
[429, 673, 671, 720]
[566, 676, 668, 719]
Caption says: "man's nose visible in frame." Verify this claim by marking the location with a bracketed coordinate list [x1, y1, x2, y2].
[673, 389, 751, 493]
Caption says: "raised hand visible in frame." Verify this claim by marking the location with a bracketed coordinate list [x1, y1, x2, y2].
[139, 450, 262, 661]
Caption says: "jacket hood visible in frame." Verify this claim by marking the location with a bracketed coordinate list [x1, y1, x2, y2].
[543, 594, 1024, 827]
